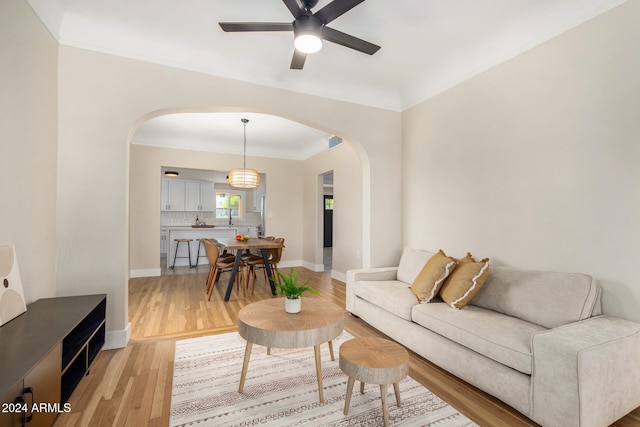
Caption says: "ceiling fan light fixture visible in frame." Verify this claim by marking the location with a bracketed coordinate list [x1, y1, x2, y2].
[293, 16, 323, 54]
[295, 33, 322, 53]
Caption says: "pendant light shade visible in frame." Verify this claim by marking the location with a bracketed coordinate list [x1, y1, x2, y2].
[228, 168, 260, 188]
[228, 118, 260, 189]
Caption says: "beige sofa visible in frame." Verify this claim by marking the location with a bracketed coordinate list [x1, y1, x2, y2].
[346, 247, 640, 427]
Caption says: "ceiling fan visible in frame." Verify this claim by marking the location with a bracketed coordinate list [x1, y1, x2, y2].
[218, 0, 380, 70]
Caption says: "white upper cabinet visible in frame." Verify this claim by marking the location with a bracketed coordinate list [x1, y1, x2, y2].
[161, 180, 186, 211]
[185, 181, 200, 211]
[167, 179, 215, 212]
[199, 182, 216, 211]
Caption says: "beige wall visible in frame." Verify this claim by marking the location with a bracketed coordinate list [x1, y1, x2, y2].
[56, 46, 402, 345]
[302, 142, 363, 278]
[0, 0, 58, 303]
[19, 0, 638, 346]
[402, 1, 640, 322]
[129, 144, 305, 271]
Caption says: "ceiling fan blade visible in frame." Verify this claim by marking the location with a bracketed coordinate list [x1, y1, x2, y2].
[282, 0, 304, 18]
[219, 22, 293, 32]
[290, 50, 307, 69]
[323, 26, 380, 55]
[314, 0, 365, 24]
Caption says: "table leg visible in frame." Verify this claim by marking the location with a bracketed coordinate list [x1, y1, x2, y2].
[238, 341, 253, 393]
[393, 382, 402, 407]
[343, 376, 355, 415]
[224, 251, 243, 301]
[261, 249, 277, 295]
[380, 384, 389, 427]
[328, 340, 335, 361]
[314, 344, 324, 402]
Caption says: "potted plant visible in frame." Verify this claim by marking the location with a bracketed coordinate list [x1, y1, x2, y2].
[274, 268, 319, 313]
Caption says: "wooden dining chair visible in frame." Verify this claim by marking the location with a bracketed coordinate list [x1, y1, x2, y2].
[245, 237, 285, 295]
[269, 237, 285, 282]
[240, 235, 274, 262]
[203, 239, 245, 301]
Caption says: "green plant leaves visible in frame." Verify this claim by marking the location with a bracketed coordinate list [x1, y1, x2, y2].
[273, 268, 319, 299]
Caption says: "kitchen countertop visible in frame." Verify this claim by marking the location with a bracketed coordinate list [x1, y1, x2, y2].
[162, 225, 261, 267]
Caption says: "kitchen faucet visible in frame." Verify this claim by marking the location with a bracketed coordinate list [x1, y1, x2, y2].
[229, 208, 233, 226]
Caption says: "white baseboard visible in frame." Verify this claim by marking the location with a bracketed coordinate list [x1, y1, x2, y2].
[130, 268, 161, 278]
[331, 270, 346, 283]
[103, 322, 131, 350]
[301, 260, 325, 272]
[278, 260, 303, 269]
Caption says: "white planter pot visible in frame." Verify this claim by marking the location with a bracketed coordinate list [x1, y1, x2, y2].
[285, 297, 301, 314]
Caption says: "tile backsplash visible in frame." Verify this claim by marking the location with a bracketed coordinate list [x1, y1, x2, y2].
[161, 211, 261, 226]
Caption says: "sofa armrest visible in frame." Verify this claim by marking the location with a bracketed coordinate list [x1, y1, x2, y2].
[346, 267, 399, 313]
[531, 315, 640, 427]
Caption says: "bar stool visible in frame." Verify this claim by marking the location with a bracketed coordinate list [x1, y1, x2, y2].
[193, 238, 209, 267]
[171, 238, 193, 268]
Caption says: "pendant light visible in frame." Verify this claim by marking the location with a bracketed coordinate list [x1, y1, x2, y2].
[228, 118, 260, 189]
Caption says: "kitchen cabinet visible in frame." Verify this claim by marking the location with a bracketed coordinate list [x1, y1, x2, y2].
[251, 176, 265, 212]
[160, 230, 168, 256]
[185, 181, 215, 212]
[161, 179, 186, 211]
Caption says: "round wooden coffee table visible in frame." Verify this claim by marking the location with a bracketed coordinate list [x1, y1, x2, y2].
[237, 298, 344, 402]
[339, 337, 409, 427]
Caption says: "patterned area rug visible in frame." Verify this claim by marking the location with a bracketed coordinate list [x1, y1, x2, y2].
[170, 331, 477, 426]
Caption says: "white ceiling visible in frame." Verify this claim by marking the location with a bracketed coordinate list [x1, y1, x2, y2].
[134, 112, 332, 160]
[26, 0, 627, 158]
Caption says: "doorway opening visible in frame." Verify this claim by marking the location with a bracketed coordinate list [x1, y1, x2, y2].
[322, 172, 334, 270]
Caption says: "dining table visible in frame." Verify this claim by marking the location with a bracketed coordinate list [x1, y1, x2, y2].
[212, 237, 284, 301]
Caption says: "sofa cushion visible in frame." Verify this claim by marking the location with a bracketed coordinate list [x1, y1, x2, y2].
[412, 302, 546, 374]
[440, 255, 490, 309]
[470, 266, 602, 329]
[409, 249, 457, 303]
[354, 280, 418, 321]
[397, 247, 435, 284]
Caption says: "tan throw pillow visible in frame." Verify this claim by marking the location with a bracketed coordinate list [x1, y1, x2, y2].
[409, 249, 457, 303]
[440, 254, 490, 309]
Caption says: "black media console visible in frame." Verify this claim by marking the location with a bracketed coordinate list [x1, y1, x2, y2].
[0, 294, 106, 427]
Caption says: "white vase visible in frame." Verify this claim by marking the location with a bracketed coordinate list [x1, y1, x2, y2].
[285, 297, 301, 314]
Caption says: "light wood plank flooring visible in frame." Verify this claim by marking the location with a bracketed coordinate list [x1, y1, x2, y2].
[53, 267, 640, 426]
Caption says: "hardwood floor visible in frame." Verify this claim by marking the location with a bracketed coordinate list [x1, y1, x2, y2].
[52, 267, 640, 427]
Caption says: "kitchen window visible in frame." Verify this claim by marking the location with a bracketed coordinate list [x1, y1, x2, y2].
[216, 191, 244, 219]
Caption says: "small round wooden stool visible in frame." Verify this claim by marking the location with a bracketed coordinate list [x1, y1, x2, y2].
[339, 337, 409, 427]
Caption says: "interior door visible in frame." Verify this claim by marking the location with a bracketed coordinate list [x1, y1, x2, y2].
[323, 195, 333, 247]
